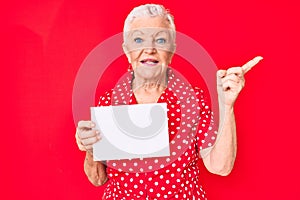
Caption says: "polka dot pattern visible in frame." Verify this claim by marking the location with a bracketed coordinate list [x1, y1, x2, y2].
[97, 69, 215, 199]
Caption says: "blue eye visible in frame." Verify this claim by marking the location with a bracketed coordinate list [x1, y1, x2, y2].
[156, 38, 166, 44]
[134, 38, 143, 43]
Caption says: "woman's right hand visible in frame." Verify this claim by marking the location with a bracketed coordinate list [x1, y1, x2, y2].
[75, 120, 101, 152]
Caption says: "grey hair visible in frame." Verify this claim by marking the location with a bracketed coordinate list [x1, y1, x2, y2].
[123, 4, 176, 40]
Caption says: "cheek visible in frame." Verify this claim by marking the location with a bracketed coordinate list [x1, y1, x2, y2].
[160, 52, 173, 64]
[128, 51, 141, 62]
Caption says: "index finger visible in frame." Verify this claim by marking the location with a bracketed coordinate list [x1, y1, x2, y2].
[242, 56, 263, 74]
[78, 120, 95, 129]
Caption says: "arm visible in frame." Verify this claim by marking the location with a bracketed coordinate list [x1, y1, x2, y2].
[76, 120, 108, 186]
[201, 101, 237, 176]
[84, 151, 108, 186]
[201, 56, 263, 176]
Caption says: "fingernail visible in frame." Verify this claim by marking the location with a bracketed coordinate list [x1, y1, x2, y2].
[217, 71, 225, 77]
[255, 56, 263, 61]
[91, 122, 95, 127]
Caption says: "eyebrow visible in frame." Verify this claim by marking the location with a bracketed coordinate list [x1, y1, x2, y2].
[154, 30, 169, 37]
[130, 30, 145, 36]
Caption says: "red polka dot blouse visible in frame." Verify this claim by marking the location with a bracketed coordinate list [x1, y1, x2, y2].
[97, 69, 217, 199]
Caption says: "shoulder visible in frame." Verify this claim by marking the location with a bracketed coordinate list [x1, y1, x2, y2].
[97, 72, 133, 107]
[97, 89, 114, 106]
[193, 87, 205, 99]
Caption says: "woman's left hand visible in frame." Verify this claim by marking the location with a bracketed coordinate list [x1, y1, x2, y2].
[217, 56, 263, 107]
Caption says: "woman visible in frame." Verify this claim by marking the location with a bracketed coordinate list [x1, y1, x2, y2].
[75, 4, 262, 199]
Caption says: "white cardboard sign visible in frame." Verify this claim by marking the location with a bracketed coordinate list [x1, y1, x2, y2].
[91, 103, 170, 161]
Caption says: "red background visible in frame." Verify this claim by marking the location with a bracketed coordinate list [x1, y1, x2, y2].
[1, 0, 300, 199]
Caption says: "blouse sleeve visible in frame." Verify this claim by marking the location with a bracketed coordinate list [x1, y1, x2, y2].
[194, 87, 218, 154]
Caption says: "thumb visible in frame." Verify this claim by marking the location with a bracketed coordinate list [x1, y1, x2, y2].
[217, 70, 226, 86]
[217, 70, 226, 78]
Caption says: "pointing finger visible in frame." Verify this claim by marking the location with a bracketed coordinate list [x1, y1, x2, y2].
[242, 56, 263, 74]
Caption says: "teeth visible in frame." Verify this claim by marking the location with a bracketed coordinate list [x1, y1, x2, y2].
[141, 60, 158, 64]
[146, 61, 155, 64]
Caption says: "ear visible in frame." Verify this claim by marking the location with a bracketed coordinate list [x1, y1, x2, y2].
[122, 43, 131, 63]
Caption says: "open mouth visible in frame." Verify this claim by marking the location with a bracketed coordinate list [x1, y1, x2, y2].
[140, 58, 159, 66]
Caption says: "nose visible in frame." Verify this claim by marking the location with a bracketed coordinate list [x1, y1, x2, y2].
[144, 46, 157, 54]
[143, 39, 157, 54]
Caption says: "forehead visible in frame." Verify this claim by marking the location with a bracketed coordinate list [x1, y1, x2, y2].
[129, 16, 171, 30]
[128, 28, 172, 36]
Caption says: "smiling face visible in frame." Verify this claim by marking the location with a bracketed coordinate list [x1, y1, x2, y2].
[123, 16, 176, 85]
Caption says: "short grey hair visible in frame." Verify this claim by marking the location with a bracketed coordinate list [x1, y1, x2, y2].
[123, 4, 176, 40]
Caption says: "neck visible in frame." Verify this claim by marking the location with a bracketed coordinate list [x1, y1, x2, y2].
[132, 75, 168, 104]
[132, 79, 167, 92]
[132, 69, 168, 92]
